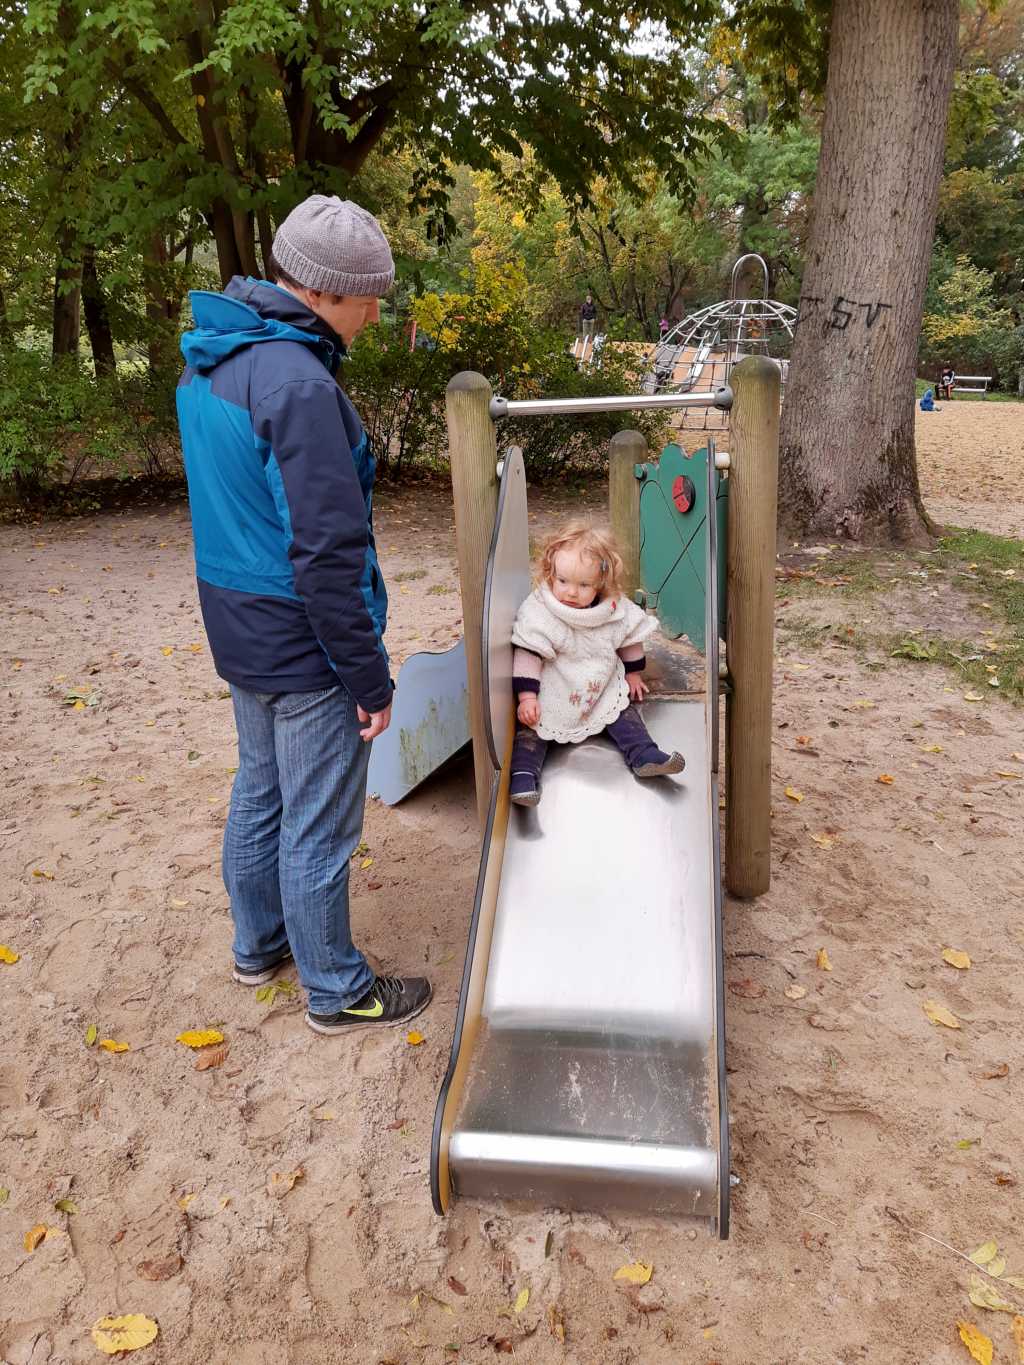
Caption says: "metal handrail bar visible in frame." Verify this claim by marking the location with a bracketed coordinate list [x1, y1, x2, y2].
[489, 386, 733, 420]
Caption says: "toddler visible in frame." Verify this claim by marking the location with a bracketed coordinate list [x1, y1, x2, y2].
[509, 521, 685, 806]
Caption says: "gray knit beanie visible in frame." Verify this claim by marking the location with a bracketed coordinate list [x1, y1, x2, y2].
[272, 196, 395, 297]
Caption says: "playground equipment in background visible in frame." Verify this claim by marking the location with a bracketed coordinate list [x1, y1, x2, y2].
[640, 254, 795, 432]
[570, 331, 607, 369]
[429, 359, 780, 1234]
[950, 374, 992, 396]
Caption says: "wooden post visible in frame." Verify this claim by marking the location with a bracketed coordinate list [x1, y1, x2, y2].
[446, 371, 500, 826]
[608, 430, 645, 601]
[725, 356, 780, 898]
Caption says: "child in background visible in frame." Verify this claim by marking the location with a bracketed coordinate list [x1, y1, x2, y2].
[509, 522, 685, 806]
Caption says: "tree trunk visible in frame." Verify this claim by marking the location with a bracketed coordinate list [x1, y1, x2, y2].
[144, 233, 182, 377]
[778, 0, 959, 544]
[52, 226, 81, 359]
[82, 247, 116, 376]
[0, 283, 13, 347]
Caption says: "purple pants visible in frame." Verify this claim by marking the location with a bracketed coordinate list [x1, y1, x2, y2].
[510, 704, 666, 794]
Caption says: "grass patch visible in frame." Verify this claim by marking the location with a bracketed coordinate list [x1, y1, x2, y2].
[392, 568, 428, 583]
[426, 583, 453, 595]
[774, 528, 1023, 701]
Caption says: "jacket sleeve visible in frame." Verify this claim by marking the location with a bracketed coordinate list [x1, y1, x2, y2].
[253, 375, 393, 712]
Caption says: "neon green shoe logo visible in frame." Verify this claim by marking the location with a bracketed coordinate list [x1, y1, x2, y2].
[344, 996, 383, 1018]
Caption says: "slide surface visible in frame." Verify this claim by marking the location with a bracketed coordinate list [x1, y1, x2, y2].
[431, 449, 729, 1233]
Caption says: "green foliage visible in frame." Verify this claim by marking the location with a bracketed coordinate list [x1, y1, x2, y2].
[0, 348, 179, 493]
[349, 261, 668, 481]
[921, 254, 1023, 387]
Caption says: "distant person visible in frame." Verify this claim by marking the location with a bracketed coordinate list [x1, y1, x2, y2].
[176, 195, 431, 1037]
[508, 522, 685, 807]
[938, 365, 955, 400]
[659, 317, 670, 340]
[578, 292, 597, 342]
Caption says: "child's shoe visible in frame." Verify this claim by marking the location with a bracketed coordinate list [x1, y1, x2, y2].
[632, 750, 686, 778]
[510, 771, 541, 806]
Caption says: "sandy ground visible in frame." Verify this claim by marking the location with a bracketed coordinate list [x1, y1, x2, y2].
[1, 406, 1023, 1365]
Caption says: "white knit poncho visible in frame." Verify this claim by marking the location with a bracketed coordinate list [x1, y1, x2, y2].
[511, 584, 658, 743]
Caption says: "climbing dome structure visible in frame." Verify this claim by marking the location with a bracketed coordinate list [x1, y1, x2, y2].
[640, 254, 796, 430]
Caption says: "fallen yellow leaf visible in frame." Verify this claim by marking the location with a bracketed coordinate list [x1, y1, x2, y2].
[816, 948, 832, 972]
[268, 1168, 304, 1198]
[958, 1321, 993, 1365]
[784, 984, 807, 1000]
[969, 1276, 1015, 1313]
[32, 869, 54, 880]
[784, 786, 804, 803]
[1004, 1276, 1024, 1291]
[810, 832, 836, 849]
[360, 857, 374, 870]
[988, 1256, 1006, 1278]
[99, 1039, 130, 1053]
[613, 1262, 653, 1285]
[175, 1029, 225, 1048]
[853, 698, 876, 709]
[995, 771, 1022, 780]
[923, 1001, 961, 1029]
[942, 948, 971, 970]
[406, 1030, 425, 1046]
[969, 1242, 999, 1267]
[73, 700, 85, 711]
[85, 1024, 98, 1046]
[169, 898, 189, 909]
[1011, 1315, 1024, 1363]
[963, 692, 985, 702]
[877, 773, 895, 785]
[0, 945, 20, 964]
[91, 1314, 159, 1355]
[24, 1224, 47, 1252]
[514, 1287, 530, 1313]
[160, 646, 174, 656]
[921, 744, 944, 754]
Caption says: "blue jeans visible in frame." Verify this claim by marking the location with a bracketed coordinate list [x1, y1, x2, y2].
[224, 684, 374, 1014]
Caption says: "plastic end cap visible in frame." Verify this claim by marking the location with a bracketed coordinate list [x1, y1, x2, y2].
[714, 385, 734, 411]
[489, 395, 509, 420]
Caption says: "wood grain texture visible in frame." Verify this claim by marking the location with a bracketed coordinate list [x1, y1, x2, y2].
[608, 430, 646, 601]
[726, 356, 780, 899]
[446, 371, 499, 825]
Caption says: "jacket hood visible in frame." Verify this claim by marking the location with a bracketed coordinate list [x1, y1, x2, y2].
[180, 277, 345, 374]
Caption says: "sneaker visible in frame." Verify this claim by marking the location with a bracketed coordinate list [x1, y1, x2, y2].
[232, 948, 293, 986]
[510, 772, 541, 806]
[632, 751, 686, 778]
[305, 974, 432, 1036]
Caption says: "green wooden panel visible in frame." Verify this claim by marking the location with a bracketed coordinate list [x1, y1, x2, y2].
[637, 443, 727, 652]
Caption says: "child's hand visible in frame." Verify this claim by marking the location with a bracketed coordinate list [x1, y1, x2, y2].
[627, 673, 649, 702]
[517, 695, 541, 728]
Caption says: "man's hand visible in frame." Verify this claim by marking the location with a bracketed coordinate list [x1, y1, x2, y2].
[627, 673, 649, 702]
[358, 702, 392, 741]
[517, 695, 540, 728]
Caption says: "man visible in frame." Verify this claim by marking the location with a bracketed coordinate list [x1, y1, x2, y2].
[176, 196, 431, 1035]
[578, 291, 597, 342]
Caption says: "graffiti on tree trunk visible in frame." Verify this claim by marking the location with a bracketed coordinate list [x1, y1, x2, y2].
[796, 294, 893, 334]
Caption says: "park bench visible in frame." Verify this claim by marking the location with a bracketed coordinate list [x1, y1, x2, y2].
[951, 374, 991, 396]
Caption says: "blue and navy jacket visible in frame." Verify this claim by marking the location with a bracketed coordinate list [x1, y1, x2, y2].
[176, 278, 391, 711]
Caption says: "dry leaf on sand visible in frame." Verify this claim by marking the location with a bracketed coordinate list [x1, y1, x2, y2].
[785, 984, 807, 1000]
[784, 786, 804, 802]
[923, 1000, 961, 1029]
[969, 1242, 999, 1266]
[957, 1321, 993, 1364]
[968, 1276, 1015, 1313]
[514, 1287, 530, 1313]
[816, 948, 832, 972]
[1011, 1315, 1024, 1363]
[194, 1045, 228, 1071]
[136, 1253, 183, 1281]
[942, 948, 971, 970]
[99, 1039, 130, 1052]
[0, 945, 19, 964]
[24, 1224, 47, 1253]
[267, 1168, 304, 1198]
[91, 1315, 159, 1355]
[613, 1262, 653, 1285]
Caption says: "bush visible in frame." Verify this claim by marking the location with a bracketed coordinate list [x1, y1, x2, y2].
[0, 347, 181, 496]
[346, 260, 670, 480]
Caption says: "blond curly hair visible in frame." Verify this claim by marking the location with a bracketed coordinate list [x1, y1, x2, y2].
[537, 520, 626, 601]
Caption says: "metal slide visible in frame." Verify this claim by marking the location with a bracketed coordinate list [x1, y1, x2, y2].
[431, 443, 729, 1235]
